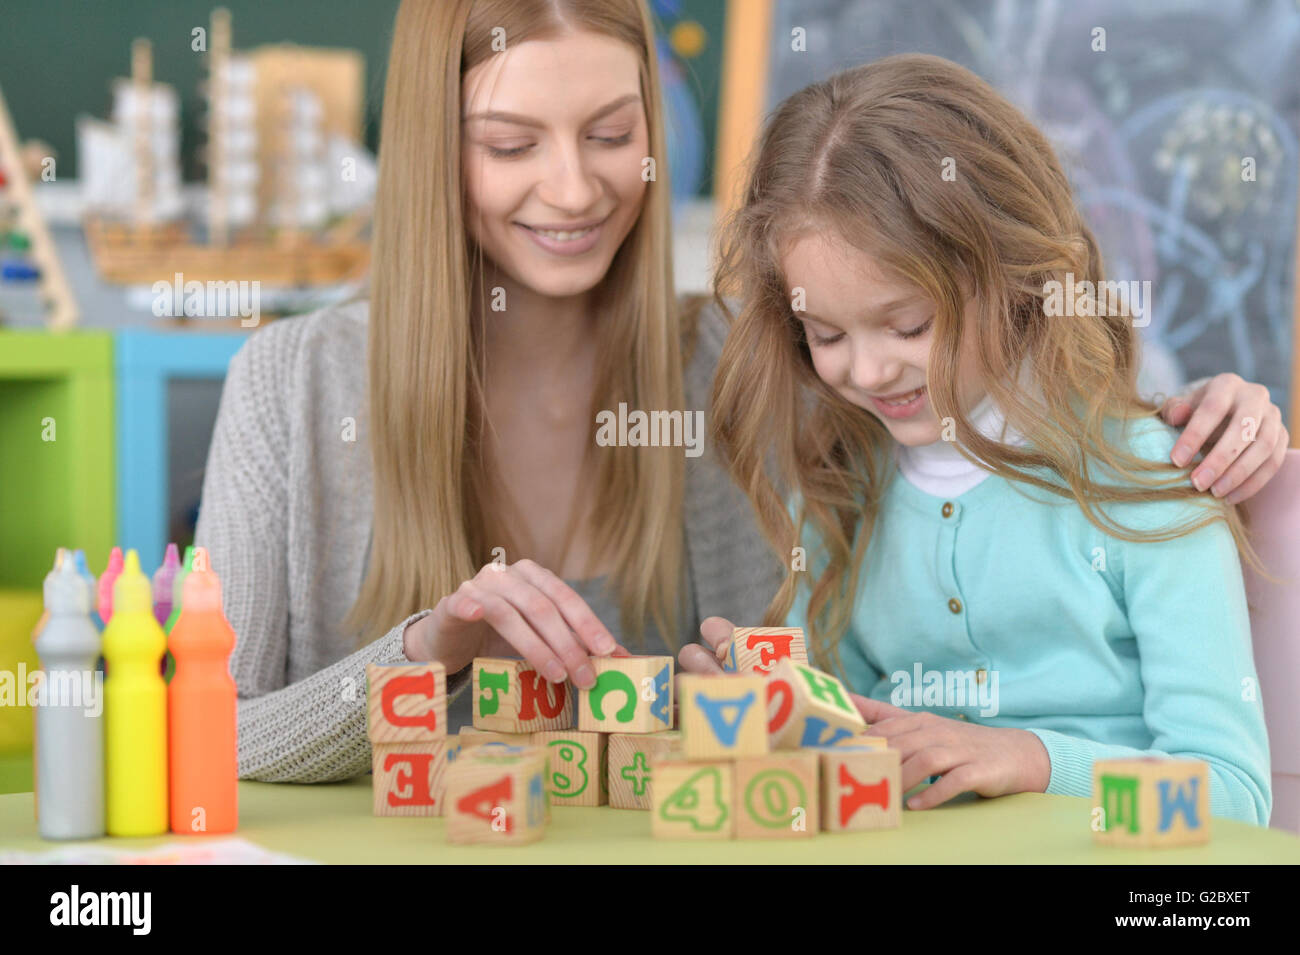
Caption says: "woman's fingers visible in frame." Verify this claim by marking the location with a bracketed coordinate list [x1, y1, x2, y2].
[468, 566, 596, 687]
[455, 580, 569, 683]
[1173, 376, 1237, 472]
[1227, 430, 1289, 505]
[511, 559, 618, 656]
[699, 616, 735, 655]
[1207, 409, 1282, 498]
[679, 642, 725, 675]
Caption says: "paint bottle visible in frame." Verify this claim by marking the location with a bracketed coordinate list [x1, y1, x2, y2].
[34, 553, 105, 839]
[101, 550, 169, 836]
[151, 543, 181, 627]
[30, 547, 68, 642]
[164, 546, 196, 635]
[96, 547, 124, 625]
[167, 547, 238, 834]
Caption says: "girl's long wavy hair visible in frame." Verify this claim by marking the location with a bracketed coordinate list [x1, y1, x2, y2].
[710, 53, 1256, 672]
[346, 0, 687, 649]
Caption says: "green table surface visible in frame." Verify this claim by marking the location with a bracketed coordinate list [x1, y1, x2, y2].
[4, 777, 1299, 863]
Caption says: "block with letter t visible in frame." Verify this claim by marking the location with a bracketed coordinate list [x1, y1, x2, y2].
[576, 655, 674, 733]
[721, 626, 808, 675]
[765, 658, 866, 749]
[1092, 758, 1210, 847]
[472, 657, 574, 733]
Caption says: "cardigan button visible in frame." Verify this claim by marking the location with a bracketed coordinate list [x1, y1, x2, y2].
[941, 502, 954, 518]
[976, 668, 987, 684]
[957, 713, 968, 720]
[948, 597, 962, 614]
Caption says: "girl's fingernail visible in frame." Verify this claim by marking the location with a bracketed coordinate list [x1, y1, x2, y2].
[907, 797, 920, 810]
[544, 661, 566, 683]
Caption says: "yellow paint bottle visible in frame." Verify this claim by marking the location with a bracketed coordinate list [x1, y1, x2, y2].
[102, 549, 169, 836]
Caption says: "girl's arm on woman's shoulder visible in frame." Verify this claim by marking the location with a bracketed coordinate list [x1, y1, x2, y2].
[196, 323, 431, 783]
[1028, 502, 1271, 825]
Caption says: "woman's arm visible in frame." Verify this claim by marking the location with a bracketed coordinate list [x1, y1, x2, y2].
[196, 330, 432, 783]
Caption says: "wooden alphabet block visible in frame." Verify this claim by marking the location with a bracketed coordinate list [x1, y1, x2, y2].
[371, 741, 450, 816]
[765, 658, 866, 749]
[472, 657, 573, 732]
[366, 662, 447, 743]
[530, 730, 608, 806]
[831, 734, 889, 750]
[1092, 758, 1211, 847]
[576, 655, 674, 733]
[818, 747, 901, 832]
[650, 754, 735, 839]
[607, 731, 681, 810]
[458, 727, 533, 750]
[734, 751, 819, 838]
[678, 674, 768, 760]
[721, 626, 808, 676]
[445, 746, 548, 845]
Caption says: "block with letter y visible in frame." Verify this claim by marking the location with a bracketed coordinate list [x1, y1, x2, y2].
[1092, 758, 1210, 847]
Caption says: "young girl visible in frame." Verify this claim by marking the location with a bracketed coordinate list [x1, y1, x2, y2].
[687, 54, 1273, 824]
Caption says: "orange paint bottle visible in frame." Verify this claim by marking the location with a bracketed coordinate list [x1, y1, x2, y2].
[166, 547, 238, 834]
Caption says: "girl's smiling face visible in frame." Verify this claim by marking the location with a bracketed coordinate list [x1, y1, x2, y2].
[460, 31, 650, 300]
[782, 231, 985, 446]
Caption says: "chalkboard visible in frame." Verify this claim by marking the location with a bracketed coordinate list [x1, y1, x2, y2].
[0, 0, 726, 198]
[762, 0, 1299, 422]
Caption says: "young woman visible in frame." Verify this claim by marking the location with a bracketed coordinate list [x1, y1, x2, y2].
[196, 0, 1288, 783]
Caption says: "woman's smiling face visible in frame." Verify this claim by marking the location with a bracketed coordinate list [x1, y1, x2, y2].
[460, 31, 650, 300]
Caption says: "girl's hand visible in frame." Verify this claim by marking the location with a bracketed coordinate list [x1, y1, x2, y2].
[403, 559, 618, 689]
[1159, 373, 1289, 504]
[677, 615, 734, 676]
[852, 695, 1051, 810]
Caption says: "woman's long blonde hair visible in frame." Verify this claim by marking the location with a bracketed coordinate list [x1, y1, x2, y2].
[710, 53, 1255, 672]
[346, 0, 687, 648]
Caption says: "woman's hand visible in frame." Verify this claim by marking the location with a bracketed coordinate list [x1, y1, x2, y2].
[677, 616, 734, 676]
[852, 695, 1051, 809]
[1160, 373, 1289, 504]
[403, 559, 618, 689]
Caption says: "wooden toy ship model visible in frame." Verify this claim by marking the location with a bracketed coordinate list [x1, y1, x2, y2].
[79, 9, 372, 288]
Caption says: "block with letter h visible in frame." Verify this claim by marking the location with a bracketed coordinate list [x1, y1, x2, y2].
[473, 657, 573, 733]
[765, 658, 866, 749]
[721, 626, 808, 676]
[366, 662, 449, 816]
[1092, 758, 1210, 847]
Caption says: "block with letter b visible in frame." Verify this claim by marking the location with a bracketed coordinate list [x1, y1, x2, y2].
[577, 655, 673, 733]
[735, 751, 819, 838]
[765, 658, 866, 749]
[371, 741, 450, 816]
[366, 662, 447, 743]
[472, 657, 573, 733]
[1092, 758, 1210, 847]
[721, 626, 808, 675]
[679, 674, 768, 759]
[445, 745, 549, 845]
[818, 747, 901, 832]
[650, 753, 735, 840]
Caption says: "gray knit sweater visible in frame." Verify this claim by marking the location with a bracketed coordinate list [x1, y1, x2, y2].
[194, 299, 782, 783]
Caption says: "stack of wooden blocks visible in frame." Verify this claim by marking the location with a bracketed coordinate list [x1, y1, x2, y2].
[655, 627, 901, 839]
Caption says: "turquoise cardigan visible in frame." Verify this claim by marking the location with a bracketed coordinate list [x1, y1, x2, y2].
[786, 420, 1272, 824]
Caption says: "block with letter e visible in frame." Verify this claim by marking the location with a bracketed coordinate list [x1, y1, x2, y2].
[371, 741, 451, 816]
[445, 745, 549, 845]
[472, 657, 574, 733]
[577, 655, 673, 733]
[366, 662, 447, 743]
[721, 626, 808, 675]
[817, 747, 900, 832]
[1092, 758, 1210, 847]
[679, 674, 768, 759]
[765, 658, 866, 749]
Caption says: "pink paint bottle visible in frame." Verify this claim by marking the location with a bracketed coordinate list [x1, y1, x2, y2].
[96, 547, 124, 625]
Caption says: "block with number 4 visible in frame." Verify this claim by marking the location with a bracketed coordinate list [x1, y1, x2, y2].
[577, 655, 673, 733]
[721, 626, 808, 676]
[651, 753, 735, 840]
[531, 730, 607, 806]
[607, 731, 680, 810]
[766, 658, 866, 749]
[735, 751, 819, 838]
[472, 658, 573, 733]
[445, 746, 549, 845]
[371, 741, 450, 816]
[819, 747, 901, 832]
[679, 674, 768, 760]
[366, 662, 447, 743]
[1092, 758, 1210, 847]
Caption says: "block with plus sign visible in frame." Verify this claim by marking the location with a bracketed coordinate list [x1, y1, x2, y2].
[817, 747, 901, 832]
[607, 731, 680, 809]
[765, 658, 866, 749]
[576, 655, 674, 733]
[1092, 758, 1210, 847]
[721, 626, 808, 676]
[472, 657, 573, 733]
